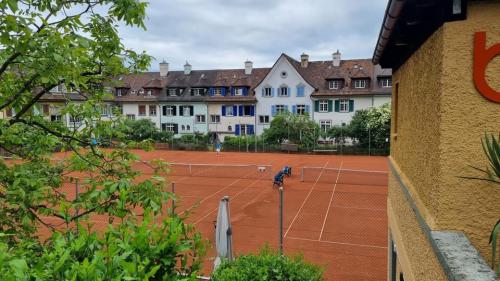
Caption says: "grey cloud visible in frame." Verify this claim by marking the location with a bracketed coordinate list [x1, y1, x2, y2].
[118, 0, 388, 71]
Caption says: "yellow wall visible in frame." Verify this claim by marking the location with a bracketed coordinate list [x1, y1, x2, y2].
[389, 0, 500, 276]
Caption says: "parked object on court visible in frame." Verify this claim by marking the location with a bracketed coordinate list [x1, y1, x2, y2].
[214, 196, 233, 270]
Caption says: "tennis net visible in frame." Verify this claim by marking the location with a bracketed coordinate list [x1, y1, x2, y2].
[133, 161, 273, 180]
[300, 166, 388, 186]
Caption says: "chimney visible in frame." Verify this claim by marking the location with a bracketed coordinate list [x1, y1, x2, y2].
[332, 50, 341, 67]
[245, 60, 253, 75]
[159, 60, 169, 77]
[300, 53, 309, 68]
[184, 61, 192, 75]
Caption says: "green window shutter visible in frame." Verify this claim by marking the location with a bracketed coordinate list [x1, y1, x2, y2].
[328, 100, 333, 112]
[349, 100, 354, 112]
[334, 100, 340, 112]
[314, 100, 320, 112]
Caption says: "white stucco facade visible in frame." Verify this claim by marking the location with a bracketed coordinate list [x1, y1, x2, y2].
[121, 103, 161, 128]
[159, 102, 208, 137]
[207, 103, 256, 140]
[254, 56, 315, 135]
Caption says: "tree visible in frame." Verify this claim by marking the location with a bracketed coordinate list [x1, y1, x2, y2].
[0, 1, 204, 279]
[262, 112, 320, 150]
[342, 102, 391, 148]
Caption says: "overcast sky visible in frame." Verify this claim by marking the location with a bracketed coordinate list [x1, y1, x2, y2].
[118, 0, 388, 71]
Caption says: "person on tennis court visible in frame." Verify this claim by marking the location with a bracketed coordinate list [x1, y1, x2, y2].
[273, 171, 285, 188]
[283, 166, 292, 177]
[215, 141, 221, 156]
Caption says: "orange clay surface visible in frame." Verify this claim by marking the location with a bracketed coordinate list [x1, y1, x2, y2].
[48, 150, 389, 281]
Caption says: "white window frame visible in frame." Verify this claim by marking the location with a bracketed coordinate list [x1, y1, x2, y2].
[146, 90, 152, 96]
[192, 88, 204, 96]
[278, 86, 289, 97]
[381, 78, 392, 88]
[226, 106, 234, 116]
[210, 114, 221, 123]
[195, 114, 206, 123]
[354, 79, 367, 89]
[264, 87, 272, 97]
[149, 105, 157, 116]
[234, 88, 243, 96]
[240, 124, 249, 136]
[276, 105, 286, 114]
[259, 115, 270, 124]
[228, 125, 232, 132]
[165, 106, 174, 116]
[319, 101, 328, 113]
[214, 88, 222, 96]
[165, 123, 175, 132]
[329, 80, 341, 90]
[100, 105, 109, 116]
[296, 104, 306, 115]
[51, 115, 62, 122]
[167, 88, 177, 96]
[320, 120, 332, 132]
[182, 106, 190, 117]
[339, 99, 349, 113]
[116, 89, 122, 97]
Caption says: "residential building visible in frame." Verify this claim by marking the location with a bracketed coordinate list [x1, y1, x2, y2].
[374, 0, 499, 280]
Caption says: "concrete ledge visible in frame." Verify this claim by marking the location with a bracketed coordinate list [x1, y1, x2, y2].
[431, 231, 497, 281]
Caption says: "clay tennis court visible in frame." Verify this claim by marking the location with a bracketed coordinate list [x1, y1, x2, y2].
[129, 150, 388, 281]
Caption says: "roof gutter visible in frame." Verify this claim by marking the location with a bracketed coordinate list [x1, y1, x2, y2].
[372, 0, 406, 65]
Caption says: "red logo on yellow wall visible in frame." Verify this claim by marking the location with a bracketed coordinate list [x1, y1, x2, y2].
[474, 32, 500, 103]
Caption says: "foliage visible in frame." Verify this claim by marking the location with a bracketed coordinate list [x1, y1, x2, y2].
[211, 247, 325, 281]
[122, 119, 173, 143]
[0, 0, 205, 279]
[341, 103, 391, 148]
[262, 112, 320, 150]
[462, 133, 500, 275]
[326, 124, 351, 146]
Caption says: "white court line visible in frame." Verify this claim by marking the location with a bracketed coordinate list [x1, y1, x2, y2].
[286, 236, 387, 249]
[331, 205, 385, 211]
[284, 160, 330, 238]
[319, 160, 343, 240]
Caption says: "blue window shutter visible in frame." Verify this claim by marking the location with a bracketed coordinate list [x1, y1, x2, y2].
[297, 86, 304, 97]
[222, 105, 226, 116]
[221, 88, 226, 96]
[271, 88, 275, 97]
[231, 87, 235, 96]
[271, 105, 277, 117]
[292, 105, 297, 114]
[235, 124, 240, 136]
[250, 105, 255, 116]
[284, 105, 289, 112]
[238, 105, 243, 116]
[305, 105, 310, 113]
[261, 88, 265, 97]
[248, 125, 254, 135]
[349, 100, 354, 112]
[209, 88, 215, 96]
[233, 105, 237, 116]
[288, 87, 291, 96]
[243, 88, 248, 96]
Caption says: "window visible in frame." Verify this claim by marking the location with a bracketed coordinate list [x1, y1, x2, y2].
[100, 105, 109, 116]
[146, 90, 152, 96]
[138, 105, 146, 116]
[210, 114, 221, 123]
[228, 125, 232, 132]
[234, 88, 243, 96]
[167, 88, 177, 96]
[126, 114, 135, 120]
[149, 105, 157, 116]
[192, 88, 204, 96]
[280, 71, 287, 78]
[164, 123, 175, 132]
[296, 104, 306, 115]
[181, 125, 185, 131]
[186, 125, 190, 131]
[116, 89, 122, 96]
[70, 115, 83, 123]
[381, 78, 392, 88]
[320, 120, 332, 132]
[226, 106, 234, 116]
[276, 105, 286, 114]
[319, 100, 328, 112]
[182, 106, 190, 117]
[259, 115, 270, 124]
[264, 87, 272, 97]
[52, 84, 65, 93]
[278, 87, 289, 97]
[115, 105, 123, 115]
[240, 124, 249, 136]
[329, 80, 342, 89]
[339, 99, 349, 112]
[243, 105, 253, 116]
[354, 79, 367, 89]
[50, 115, 62, 122]
[164, 106, 175, 116]
[214, 88, 222, 96]
[139, 89, 144, 95]
[195, 115, 206, 123]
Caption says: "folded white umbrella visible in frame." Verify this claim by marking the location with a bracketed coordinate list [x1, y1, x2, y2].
[213, 196, 233, 270]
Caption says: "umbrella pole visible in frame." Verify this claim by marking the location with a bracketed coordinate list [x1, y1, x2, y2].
[279, 186, 284, 255]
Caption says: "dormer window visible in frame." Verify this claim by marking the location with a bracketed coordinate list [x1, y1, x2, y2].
[146, 90, 152, 96]
[278, 86, 289, 97]
[192, 88, 204, 96]
[167, 88, 177, 96]
[139, 89, 144, 95]
[116, 89, 122, 97]
[353, 79, 367, 89]
[130, 90, 137, 95]
[234, 88, 243, 96]
[380, 78, 392, 88]
[52, 84, 65, 94]
[214, 88, 222, 96]
[328, 80, 342, 90]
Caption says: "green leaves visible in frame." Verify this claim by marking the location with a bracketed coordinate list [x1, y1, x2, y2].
[490, 220, 500, 275]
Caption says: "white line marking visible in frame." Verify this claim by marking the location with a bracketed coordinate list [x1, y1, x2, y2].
[319, 160, 343, 240]
[284, 160, 330, 238]
[286, 236, 387, 249]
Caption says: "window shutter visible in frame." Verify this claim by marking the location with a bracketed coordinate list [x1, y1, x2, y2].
[209, 88, 215, 96]
[314, 100, 320, 112]
[238, 105, 244, 116]
[250, 105, 255, 116]
[292, 105, 297, 114]
[284, 105, 289, 112]
[305, 105, 310, 114]
[173, 124, 178, 134]
[231, 87, 235, 96]
[271, 105, 277, 117]
[334, 100, 340, 112]
[190, 106, 194, 116]
[349, 100, 354, 112]
[328, 100, 333, 112]
[261, 88, 265, 97]
[271, 88, 275, 97]
[179, 106, 184, 116]
[162, 106, 166, 116]
[222, 106, 226, 116]
[248, 125, 254, 135]
[221, 88, 226, 96]
[288, 87, 291, 96]
[235, 124, 240, 136]
[173, 106, 177, 116]
[233, 105, 238, 116]
[243, 88, 248, 96]
[297, 86, 304, 97]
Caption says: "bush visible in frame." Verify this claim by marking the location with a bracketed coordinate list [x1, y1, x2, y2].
[211, 247, 324, 281]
